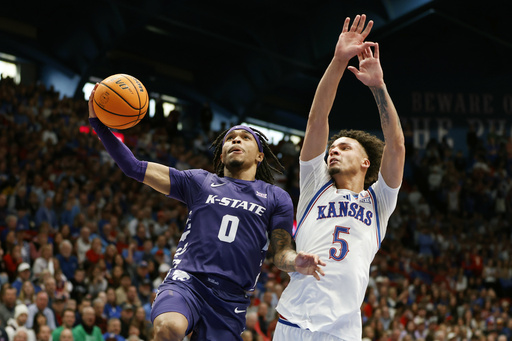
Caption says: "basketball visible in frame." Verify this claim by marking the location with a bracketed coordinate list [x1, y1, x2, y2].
[93, 74, 149, 129]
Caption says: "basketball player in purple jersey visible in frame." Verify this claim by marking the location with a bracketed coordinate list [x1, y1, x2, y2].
[87, 84, 326, 341]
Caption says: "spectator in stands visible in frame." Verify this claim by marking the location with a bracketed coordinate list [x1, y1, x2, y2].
[11, 263, 31, 295]
[5, 304, 35, 341]
[31, 312, 48, 338]
[16, 280, 35, 306]
[131, 306, 152, 341]
[131, 261, 149, 289]
[72, 306, 103, 341]
[124, 286, 141, 309]
[150, 235, 172, 265]
[119, 303, 135, 339]
[104, 287, 121, 320]
[114, 274, 131, 306]
[55, 239, 78, 281]
[12, 329, 29, 341]
[84, 237, 103, 267]
[69, 267, 87, 305]
[3, 246, 23, 283]
[59, 328, 74, 341]
[85, 263, 108, 297]
[51, 308, 76, 341]
[103, 317, 125, 341]
[92, 297, 108, 334]
[7, 186, 28, 216]
[26, 291, 56, 330]
[34, 196, 58, 232]
[0, 194, 9, 228]
[245, 311, 268, 341]
[75, 227, 91, 264]
[0, 285, 17, 327]
[32, 244, 53, 278]
[1, 215, 19, 250]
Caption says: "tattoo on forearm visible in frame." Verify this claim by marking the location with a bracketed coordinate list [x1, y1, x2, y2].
[271, 229, 296, 272]
[373, 88, 390, 127]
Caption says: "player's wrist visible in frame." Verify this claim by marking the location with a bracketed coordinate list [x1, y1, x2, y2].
[369, 81, 386, 90]
[332, 55, 350, 67]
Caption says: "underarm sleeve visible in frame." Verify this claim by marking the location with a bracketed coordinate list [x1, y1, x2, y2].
[89, 118, 148, 182]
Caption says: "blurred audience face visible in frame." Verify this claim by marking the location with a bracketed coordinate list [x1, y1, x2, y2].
[37, 325, 51, 341]
[81, 306, 96, 327]
[62, 310, 76, 328]
[3, 287, 17, 309]
[107, 318, 122, 335]
[13, 330, 28, 341]
[59, 329, 73, 341]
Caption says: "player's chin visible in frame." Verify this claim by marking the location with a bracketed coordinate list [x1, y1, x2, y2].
[328, 165, 341, 177]
[226, 158, 245, 169]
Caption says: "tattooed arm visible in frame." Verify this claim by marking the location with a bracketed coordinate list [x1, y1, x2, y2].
[347, 43, 405, 188]
[270, 229, 325, 280]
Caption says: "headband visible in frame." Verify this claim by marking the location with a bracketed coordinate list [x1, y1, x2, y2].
[222, 125, 263, 153]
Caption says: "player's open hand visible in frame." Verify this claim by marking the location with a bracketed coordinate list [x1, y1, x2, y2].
[295, 251, 326, 281]
[347, 43, 384, 88]
[334, 14, 376, 62]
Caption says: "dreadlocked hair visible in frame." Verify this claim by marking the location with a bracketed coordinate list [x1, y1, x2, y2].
[328, 129, 384, 189]
[210, 127, 284, 185]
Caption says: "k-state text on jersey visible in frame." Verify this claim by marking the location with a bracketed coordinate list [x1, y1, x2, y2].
[317, 201, 373, 225]
[205, 194, 266, 216]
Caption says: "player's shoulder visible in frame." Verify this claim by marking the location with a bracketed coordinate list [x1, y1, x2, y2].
[255, 180, 292, 204]
[367, 172, 400, 197]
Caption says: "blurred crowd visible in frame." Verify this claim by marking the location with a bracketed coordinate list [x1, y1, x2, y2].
[0, 75, 511, 341]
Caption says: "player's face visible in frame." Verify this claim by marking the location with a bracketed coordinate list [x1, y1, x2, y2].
[327, 137, 369, 177]
[221, 129, 263, 169]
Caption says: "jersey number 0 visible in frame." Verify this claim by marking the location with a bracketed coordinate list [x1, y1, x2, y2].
[218, 214, 239, 243]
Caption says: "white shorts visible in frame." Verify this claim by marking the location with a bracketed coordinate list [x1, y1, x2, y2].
[273, 319, 345, 341]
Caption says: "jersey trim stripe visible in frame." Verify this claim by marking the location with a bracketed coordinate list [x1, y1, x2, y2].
[294, 180, 334, 239]
[278, 317, 303, 329]
[367, 187, 381, 248]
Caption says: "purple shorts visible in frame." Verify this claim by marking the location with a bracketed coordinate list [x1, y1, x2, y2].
[151, 269, 251, 340]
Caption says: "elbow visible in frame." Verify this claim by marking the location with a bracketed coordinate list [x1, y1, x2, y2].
[385, 138, 406, 158]
[390, 134, 406, 152]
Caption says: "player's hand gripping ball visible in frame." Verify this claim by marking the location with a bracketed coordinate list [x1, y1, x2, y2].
[93, 74, 149, 129]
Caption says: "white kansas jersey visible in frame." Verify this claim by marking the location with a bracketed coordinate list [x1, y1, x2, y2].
[276, 153, 400, 340]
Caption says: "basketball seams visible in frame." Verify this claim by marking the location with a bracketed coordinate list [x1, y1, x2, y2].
[108, 118, 142, 129]
[121, 74, 147, 128]
[93, 99, 138, 118]
[99, 82, 141, 113]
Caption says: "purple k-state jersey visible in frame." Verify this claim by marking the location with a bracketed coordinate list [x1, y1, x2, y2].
[167, 168, 294, 292]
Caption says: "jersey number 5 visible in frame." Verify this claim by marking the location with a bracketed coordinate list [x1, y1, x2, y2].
[330, 225, 350, 261]
[218, 214, 239, 243]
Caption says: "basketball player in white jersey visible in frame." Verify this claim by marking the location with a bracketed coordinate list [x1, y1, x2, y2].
[274, 14, 405, 341]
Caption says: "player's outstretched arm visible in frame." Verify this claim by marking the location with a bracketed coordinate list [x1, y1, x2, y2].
[301, 15, 375, 162]
[88, 84, 172, 195]
[270, 229, 326, 280]
[347, 44, 405, 188]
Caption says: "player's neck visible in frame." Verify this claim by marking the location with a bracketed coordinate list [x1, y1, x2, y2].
[223, 166, 257, 181]
[332, 174, 364, 193]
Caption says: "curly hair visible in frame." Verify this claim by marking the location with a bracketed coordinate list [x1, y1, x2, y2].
[210, 127, 283, 185]
[328, 129, 384, 189]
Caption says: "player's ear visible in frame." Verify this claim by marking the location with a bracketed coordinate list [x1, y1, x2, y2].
[361, 158, 370, 169]
[256, 152, 264, 163]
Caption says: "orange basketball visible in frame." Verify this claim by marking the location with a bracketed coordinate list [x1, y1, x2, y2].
[93, 74, 149, 129]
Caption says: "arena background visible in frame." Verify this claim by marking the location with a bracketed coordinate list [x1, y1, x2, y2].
[0, 1, 511, 341]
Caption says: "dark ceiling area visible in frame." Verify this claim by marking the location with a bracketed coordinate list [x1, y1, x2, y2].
[1, 0, 511, 132]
